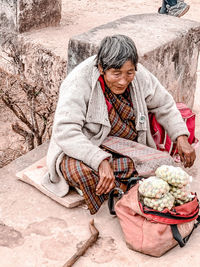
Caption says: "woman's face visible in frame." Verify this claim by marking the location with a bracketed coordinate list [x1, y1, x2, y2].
[99, 60, 136, 94]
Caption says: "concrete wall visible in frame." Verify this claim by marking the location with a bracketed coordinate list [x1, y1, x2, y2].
[68, 14, 200, 108]
[0, 0, 61, 33]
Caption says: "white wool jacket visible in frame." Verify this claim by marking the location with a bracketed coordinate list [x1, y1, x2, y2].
[42, 55, 189, 197]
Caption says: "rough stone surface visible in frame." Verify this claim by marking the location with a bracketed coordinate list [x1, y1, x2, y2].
[0, 29, 66, 92]
[0, 28, 66, 166]
[0, 223, 24, 248]
[0, 1, 16, 31]
[68, 14, 200, 108]
[0, 0, 61, 33]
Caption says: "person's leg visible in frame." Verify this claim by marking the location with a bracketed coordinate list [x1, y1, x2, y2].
[159, 0, 177, 14]
[61, 155, 106, 214]
[166, 0, 177, 6]
[60, 153, 136, 214]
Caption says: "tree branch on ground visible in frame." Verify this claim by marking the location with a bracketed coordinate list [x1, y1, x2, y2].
[63, 219, 99, 267]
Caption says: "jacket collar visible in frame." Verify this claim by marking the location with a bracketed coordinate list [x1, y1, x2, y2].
[86, 60, 110, 127]
[85, 57, 147, 131]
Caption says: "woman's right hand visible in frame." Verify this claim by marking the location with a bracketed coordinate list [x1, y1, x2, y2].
[177, 135, 196, 167]
[96, 159, 115, 195]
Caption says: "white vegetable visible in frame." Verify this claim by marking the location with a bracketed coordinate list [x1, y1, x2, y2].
[139, 165, 194, 210]
[143, 193, 175, 211]
[155, 165, 190, 188]
[170, 184, 191, 200]
[139, 176, 169, 198]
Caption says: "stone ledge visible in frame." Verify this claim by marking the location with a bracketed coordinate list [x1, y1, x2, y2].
[0, 29, 66, 93]
[68, 13, 200, 108]
[6, 141, 49, 173]
[0, 29, 66, 165]
[0, 0, 61, 33]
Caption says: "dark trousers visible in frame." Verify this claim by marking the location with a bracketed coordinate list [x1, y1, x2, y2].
[160, 0, 178, 13]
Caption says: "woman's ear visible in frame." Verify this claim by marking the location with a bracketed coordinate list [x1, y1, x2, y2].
[98, 64, 104, 75]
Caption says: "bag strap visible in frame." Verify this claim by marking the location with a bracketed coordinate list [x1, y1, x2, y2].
[171, 215, 200, 247]
[108, 188, 124, 215]
[108, 176, 143, 215]
[143, 207, 199, 221]
[126, 176, 143, 192]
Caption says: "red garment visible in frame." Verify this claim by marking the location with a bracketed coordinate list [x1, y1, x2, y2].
[98, 75, 113, 112]
[98, 75, 137, 141]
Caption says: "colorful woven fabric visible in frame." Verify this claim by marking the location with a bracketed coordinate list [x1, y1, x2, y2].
[61, 153, 135, 214]
[100, 75, 138, 141]
[102, 136, 174, 177]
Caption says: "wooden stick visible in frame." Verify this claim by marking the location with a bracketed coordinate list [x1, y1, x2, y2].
[63, 219, 99, 267]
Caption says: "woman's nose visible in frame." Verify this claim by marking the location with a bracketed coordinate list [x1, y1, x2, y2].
[118, 77, 128, 86]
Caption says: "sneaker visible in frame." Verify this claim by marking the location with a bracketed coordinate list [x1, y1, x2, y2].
[158, 7, 168, 14]
[166, 1, 190, 17]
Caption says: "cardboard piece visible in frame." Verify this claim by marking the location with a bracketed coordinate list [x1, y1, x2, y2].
[16, 157, 85, 208]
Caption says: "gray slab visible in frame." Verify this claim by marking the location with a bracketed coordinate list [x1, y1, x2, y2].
[68, 13, 200, 108]
[0, 0, 61, 33]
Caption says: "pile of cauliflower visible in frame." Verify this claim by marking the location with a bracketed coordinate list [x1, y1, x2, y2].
[139, 165, 194, 211]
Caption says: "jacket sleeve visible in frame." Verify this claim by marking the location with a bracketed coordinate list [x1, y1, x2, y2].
[52, 72, 111, 171]
[139, 65, 189, 141]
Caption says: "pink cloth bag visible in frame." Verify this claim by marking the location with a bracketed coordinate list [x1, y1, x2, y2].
[149, 102, 199, 159]
[113, 183, 199, 257]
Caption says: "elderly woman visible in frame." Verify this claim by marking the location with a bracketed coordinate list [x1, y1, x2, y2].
[43, 35, 196, 214]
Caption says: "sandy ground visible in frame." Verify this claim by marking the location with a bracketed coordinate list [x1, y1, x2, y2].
[0, 1, 200, 267]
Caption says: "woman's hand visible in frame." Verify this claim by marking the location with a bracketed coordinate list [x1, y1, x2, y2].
[177, 135, 196, 168]
[96, 159, 115, 195]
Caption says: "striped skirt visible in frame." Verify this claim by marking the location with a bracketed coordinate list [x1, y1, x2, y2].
[60, 149, 136, 214]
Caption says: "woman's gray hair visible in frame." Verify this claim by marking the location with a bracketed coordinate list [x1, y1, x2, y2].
[96, 34, 138, 71]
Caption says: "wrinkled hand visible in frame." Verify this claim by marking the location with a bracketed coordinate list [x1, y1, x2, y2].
[177, 135, 196, 168]
[96, 159, 115, 195]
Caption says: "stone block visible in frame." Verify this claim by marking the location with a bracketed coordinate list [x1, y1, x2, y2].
[0, 0, 61, 33]
[68, 14, 200, 108]
[0, 29, 66, 162]
[0, 0, 16, 30]
[0, 29, 66, 93]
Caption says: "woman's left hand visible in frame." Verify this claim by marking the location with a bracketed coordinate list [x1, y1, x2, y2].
[177, 135, 196, 168]
[96, 159, 115, 195]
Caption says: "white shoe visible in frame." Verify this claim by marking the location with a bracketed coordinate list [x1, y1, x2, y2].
[166, 1, 190, 17]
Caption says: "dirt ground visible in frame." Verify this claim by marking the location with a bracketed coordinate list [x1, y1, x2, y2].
[0, 1, 200, 266]
[0, 0, 200, 167]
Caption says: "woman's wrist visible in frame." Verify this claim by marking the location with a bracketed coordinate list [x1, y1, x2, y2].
[177, 135, 188, 142]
